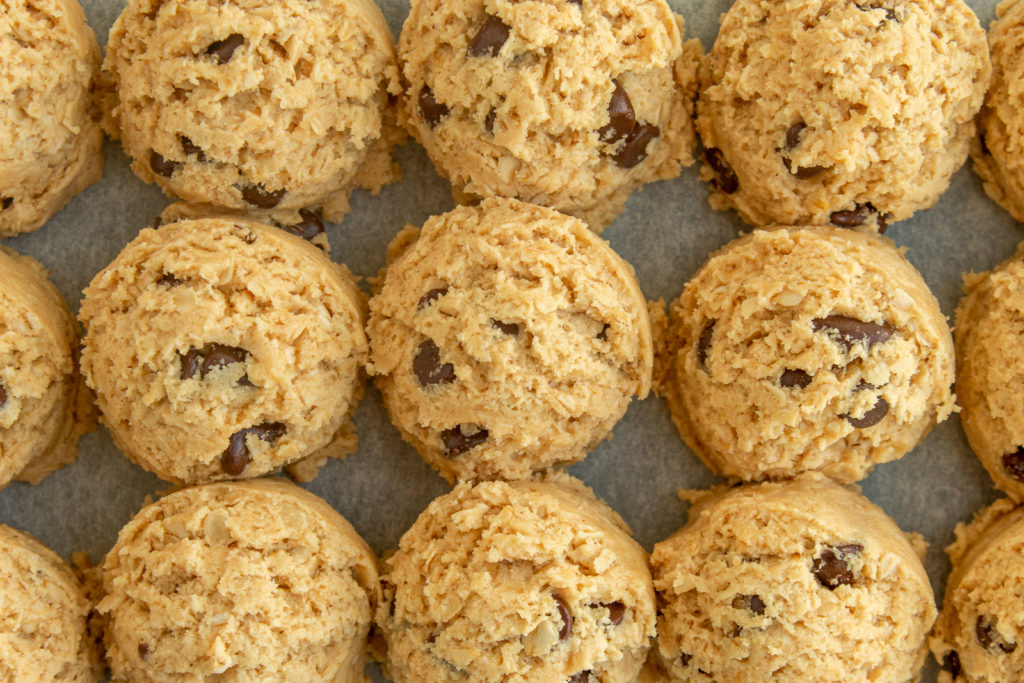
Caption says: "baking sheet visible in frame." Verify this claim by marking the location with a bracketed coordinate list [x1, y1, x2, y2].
[0, 0, 1013, 680]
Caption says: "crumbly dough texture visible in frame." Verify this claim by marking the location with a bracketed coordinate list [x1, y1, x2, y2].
[0, 246, 96, 489]
[661, 226, 955, 483]
[650, 473, 936, 682]
[398, 0, 700, 231]
[954, 242, 1024, 501]
[367, 198, 652, 483]
[0, 524, 99, 682]
[377, 476, 656, 682]
[79, 217, 367, 485]
[930, 498, 1024, 682]
[98, 478, 380, 683]
[973, 0, 1024, 222]
[696, 0, 990, 230]
[0, 0, 104, 236]
[102, 0, 402, 223]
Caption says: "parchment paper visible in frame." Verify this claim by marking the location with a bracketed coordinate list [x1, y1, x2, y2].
[0, 1, 1013, 680]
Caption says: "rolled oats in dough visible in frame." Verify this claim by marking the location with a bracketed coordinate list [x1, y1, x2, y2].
[156, 200, 331, 253]
[397, 0, 700, 231]
[0, 0, 103, 236]
[0, 245, 96, 489]
[98, 478, 380, 683]
[367, 197, 653, 483]
[377, 475, 656, 683]
[102, 0, 402, 223]
[696, 0, 990, 230]
[78, 217, 368, 485]
[660, 226, 955, 483]
[650, 473, 936, 682]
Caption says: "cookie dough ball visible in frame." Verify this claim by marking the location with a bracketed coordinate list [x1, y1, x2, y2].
[102, 0, 402, 223]
[973, 0, 1024, 222]
[98, 478, 379, 682]
[398, 0, 700, 231]
[650, 473, 936, 682]
[0, 246, 96, 489]
[378, 476, 656, 683]
[954, 243, 1024, 501]
[79, 217, 367, 484]
[661, 226, 955, 483]
[368, 198, 652, 483]
[0, 0, 103, 236]
[155, 200, 331, 253]
[930, 499, 1024, 682]
[696, 0, 990, 230]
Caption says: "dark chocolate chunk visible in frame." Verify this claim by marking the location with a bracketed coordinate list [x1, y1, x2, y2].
[598, 81, 636, 144]
[680, 653, 692, 667]
[441, 424, 488, 456]
[468, 14, 511, 57]
[602, 601, 626, 625]
[151, 216, 163, 229]
[491, 319, 519, 336]
[1, 197, 12, 210]
[614, 122, 659, 169]
[856, 3, 899, 21]
[220, 422, 286, 476]
[942, 650, 961, 677]
[830, 203, 876, 228]
[597, 323, 610, 341]
[241, 183, 285, 209]
[704, 147, 738, 193]
[569, 0, 582, 5]
[554, 596, 573, 640]
[179, 348, 204, 380]
[782, 156, 828, 179]
[157, 272, 183, 286]
[418, 86, 450, 128]
[812, 315, 894, 349]
[0, 383, 6, 409]
[180, 136, 206, 161]
[977, 616, 1017, 653]
[485, 108, 497, 134]
[417, 287, 449, 310]
[732, 594, 766, 615]
[413, 340, 455, 387]
[201, 343, 248, 375]
[138, 643, 150, 659]
[206, 33, 245, 64]
[697, 321, 715, 372]
[812, 543, 863, 589]
[780, 368, 812, 389]
[568, 672, 591, 683]
[845, 397, 888, 429]
[149, 151, 179, 178]
[785, 122, 807, 149]
[282, 209, 324, 242]
[1003, 448, 1024, 482]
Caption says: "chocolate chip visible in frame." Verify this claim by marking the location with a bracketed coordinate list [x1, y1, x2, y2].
[697, 321, 715, 372]
[845, 396, 888, 428]
[413, 340, 455, 387]
[1004, 448, 1024, 481]
[241, 183, 285, 208]
[201, 344, 248, 375]
[977, 616, 1017, 653]
[468, 14, 510, 57]
[602, 601, 626, 625]
[569, 0, 582, 5]
[704, 147, 738, 193]
[943, 650, 962, 677]
[780, 368, 812, 389]
[157, 272, 183, 286]
[1, 197, 12, 210]
[598, 80, 636, 144]
[0, 384, 6, 409]
[785, 122, 807, 149]
[417, 287, 449, 310]
[554, 596, 573, 640]
[568, 672, 591, 683]
[151, 216, 163, 229]
[282, 209, 324, 242]
[180, 136, 206, 161]
[485, 109, 497, 134]
[149, 151, 179, 178]
[783, 156, 828, 179]
[221, 422, 286, 475]
[206, 33, 244, 64]
[680, 653, 692, 667]
[812, 315, 894, 349]
[614, 122, 659, 169]
[856, 3, 899, 21]
[597, 324, 610, 341]
[138, 643, 150, 659]
[441, 424, 488, 456]
[418, 86, 449, 128]
[491, 319, 519, 336]
[812, 543, 862, 589]
[179, 348, 204, 380]
[732, 594, 766, 615]
[830, 203, 880, 228]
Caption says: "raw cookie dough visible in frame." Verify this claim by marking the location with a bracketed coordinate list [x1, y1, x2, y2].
[98, 478, 380, 683]
[102, 0, 402, 223]
[696, 0, 990, 230]
[0, 0, 103, 236]
[377, 475, 656, 683]
[660, 226, 955, 483]
[367, 198, 653, 483]
[397, 0, 700, 231]
[954, 242, 1024, 501]
[0, 246, 96, 489]
[930, 498, 1024, 682]
[156, 200, 331, 253]
[650, 473, 936, 682]
[79, 217, 367, 485]
[972, 0, 1024, 222]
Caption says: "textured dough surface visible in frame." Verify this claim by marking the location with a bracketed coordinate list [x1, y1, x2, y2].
[0, 0, 103, 236]
[650, 473, 935, 682]
[696, 0, 990, 230]
[98, 478, 379, 683]
[661, 226, 955, 483]
[367, 198, 652, 483]
[398, 0, 700, 231]
[378, 475, 656, 682]
[79, 217, 367, 485]
[0, 524, 99, 682]
[955, 242, 1024, 501]
[0, 245, 96, 488]
[102, 0, 402, 222]
[156, 200, 332, 253]
[973, 0, 1024, 222]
